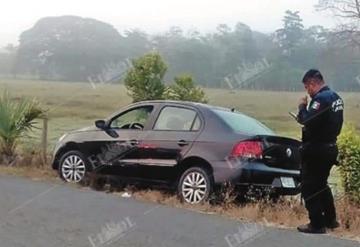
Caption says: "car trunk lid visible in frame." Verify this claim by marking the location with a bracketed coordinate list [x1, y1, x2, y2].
[230, 135, 301, 170]
[255, 135, 301, 170]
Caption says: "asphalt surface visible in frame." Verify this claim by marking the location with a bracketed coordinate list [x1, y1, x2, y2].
[0, 175, 358, 247]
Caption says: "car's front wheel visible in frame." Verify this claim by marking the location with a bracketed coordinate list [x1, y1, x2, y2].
[58, 151, 88, 183]
[178, 167, 212, 204]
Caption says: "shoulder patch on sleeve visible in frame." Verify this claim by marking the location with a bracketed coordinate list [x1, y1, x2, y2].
[311, 101, 321, 110]
[331, 98, 344, 112]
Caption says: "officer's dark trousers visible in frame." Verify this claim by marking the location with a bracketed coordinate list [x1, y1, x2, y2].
[300, 144, 338, 228]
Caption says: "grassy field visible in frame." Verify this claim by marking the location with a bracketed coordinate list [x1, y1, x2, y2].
[1, 78, 359, 148]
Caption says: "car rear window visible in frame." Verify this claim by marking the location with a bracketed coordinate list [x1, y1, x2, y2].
[213, 109, 274, 135]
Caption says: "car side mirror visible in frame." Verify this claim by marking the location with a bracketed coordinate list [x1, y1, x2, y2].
[95, 120, 106, 129]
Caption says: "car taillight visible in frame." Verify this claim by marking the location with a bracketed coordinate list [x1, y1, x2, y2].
[230, 141, 263, 159]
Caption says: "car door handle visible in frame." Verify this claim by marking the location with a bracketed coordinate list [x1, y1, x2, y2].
[177, 140, 189, 146]
[129, 139, 139, 146]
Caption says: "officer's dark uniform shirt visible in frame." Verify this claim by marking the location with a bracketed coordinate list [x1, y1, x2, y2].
[297, 86, 344, 144]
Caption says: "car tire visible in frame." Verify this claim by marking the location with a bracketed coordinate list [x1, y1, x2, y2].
[58, 150, 90, 183]
[178, 166, 212, 204]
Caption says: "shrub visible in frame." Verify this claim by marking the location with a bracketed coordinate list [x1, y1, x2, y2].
[124, 52, 167, 102]
[164, 74, 208, 103]
[0, 91, 44, 164]
[337, 124, 360, 203]
[124, 53, 208, 104]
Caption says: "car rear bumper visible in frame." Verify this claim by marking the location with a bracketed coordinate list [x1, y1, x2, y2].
[212, 160, 301, 195]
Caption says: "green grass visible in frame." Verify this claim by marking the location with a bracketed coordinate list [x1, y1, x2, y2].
[1, 78, 359, 148]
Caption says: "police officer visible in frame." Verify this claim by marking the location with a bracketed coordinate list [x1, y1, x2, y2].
[296, 69, 344, 234]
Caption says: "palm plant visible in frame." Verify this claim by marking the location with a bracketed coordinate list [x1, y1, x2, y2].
[0, 91, 44, 164]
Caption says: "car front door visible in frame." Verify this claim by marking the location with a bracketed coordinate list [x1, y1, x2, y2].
[139, 105, 203, 181]
[91, 104, 155, 178]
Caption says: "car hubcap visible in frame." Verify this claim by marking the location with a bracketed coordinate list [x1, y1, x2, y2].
[61, 155, 86, 183]
[182, 172, 207, 204]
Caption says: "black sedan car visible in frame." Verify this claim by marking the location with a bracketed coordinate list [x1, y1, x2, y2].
[52, 100, 301, 204]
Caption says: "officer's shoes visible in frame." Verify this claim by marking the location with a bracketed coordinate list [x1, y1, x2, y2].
[326, 220, 340, 229]
[297, 224, 326, 234]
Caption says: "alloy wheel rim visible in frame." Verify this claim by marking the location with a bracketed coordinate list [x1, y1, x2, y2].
[182, 171, 207, 204]
[61, 155, 86, 183]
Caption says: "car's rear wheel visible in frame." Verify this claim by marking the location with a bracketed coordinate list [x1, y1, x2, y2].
[58, 151, 88, 183]
[178, 167, 212, 204]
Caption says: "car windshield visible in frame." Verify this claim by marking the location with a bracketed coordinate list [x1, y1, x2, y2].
[213, 109, 274, 136]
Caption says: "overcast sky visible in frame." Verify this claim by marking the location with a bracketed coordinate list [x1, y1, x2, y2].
[1, 0, 336, 47]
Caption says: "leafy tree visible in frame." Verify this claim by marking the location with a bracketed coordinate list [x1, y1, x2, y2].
[165, 74, 208, 103]
[16, 16, 124, 81]
[216, 24, 232, 35]
[210, 22, 260, 84]
[0, 91, 44, 164]
[152, 24, 261, 88]
[0, 44, 17, 77]
[153, 26, 216, 86]
[274, 10, 304, 55]
[124, 52, 167, 102]
[122, 29, 151, 58]
[316, 0, 360, 47]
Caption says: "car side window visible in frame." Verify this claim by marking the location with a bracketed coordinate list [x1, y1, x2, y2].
[154, 106, 199, 131]
[110, 106, 153, 129]
[191, 115, 201, 131]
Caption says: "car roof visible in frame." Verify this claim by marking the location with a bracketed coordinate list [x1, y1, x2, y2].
[134, 100, 233, 113]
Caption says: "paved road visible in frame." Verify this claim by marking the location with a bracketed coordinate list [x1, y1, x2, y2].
[0, 175, 358, 247]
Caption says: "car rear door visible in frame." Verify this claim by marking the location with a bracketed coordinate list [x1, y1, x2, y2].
[138, 105, 203, 181]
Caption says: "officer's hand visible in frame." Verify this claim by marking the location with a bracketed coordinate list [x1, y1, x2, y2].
[298, 96, 308, 107]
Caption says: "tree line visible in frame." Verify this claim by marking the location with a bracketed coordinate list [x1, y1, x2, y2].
[0, 2, 360, 91]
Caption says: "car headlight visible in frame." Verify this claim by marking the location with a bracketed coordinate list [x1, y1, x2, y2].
[58, 134, 67, 142]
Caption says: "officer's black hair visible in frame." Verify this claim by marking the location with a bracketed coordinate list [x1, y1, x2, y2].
[302, 69, 324, 84]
